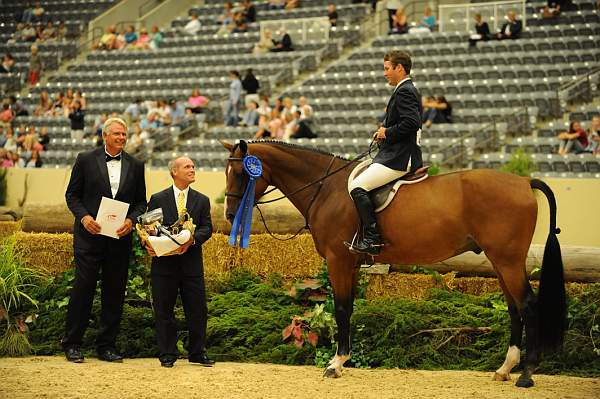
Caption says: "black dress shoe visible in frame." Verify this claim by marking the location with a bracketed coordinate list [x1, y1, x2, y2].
[98, 349, 123, 363]
[189, 352, 215, 367]
[160, 360, 175, 368]
[65, 347, 84, 363]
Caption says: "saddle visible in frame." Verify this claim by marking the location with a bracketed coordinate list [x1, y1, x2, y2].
[347, 160, 429, 213]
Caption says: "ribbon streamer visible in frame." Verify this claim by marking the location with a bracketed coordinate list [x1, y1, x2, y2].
[229, 155, 262, 248]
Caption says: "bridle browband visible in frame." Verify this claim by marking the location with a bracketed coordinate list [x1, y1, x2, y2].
[225, 141, 377, 240]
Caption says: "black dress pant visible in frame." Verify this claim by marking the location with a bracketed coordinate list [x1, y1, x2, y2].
[151, 272, 208, 361]
[63, 242, 129, 352]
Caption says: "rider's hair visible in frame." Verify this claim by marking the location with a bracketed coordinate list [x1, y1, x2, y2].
[384, 50, 412, 75]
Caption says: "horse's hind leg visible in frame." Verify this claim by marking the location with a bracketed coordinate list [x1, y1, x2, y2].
[487, 252, 540, 388]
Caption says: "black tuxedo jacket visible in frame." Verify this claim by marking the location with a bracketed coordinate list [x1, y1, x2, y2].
[374, 78, 423, 172]
[65, 147, 147, 252]
[147, 186, 212, 277]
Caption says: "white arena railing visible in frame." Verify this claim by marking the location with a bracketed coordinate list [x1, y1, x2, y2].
[438, 0, 526, 33]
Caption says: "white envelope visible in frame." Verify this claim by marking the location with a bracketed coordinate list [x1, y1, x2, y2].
[148, 230, 191, 257]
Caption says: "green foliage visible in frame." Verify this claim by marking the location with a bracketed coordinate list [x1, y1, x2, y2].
[215, 191, 225, 204]
[0, 237, 44, 356]
[501, 148, 537, 177]
[427, 163, 441, 176]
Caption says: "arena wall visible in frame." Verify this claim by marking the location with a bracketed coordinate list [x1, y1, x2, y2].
[4, 168, 600, 247]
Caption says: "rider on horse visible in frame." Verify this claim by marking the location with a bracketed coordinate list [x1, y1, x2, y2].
[345, 50, 423, 256]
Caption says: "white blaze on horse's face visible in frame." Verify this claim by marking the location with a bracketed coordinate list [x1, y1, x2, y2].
[224, 164, 232, 220]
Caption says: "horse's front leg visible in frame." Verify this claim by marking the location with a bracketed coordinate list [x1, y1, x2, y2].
[323, 257, 359, 378]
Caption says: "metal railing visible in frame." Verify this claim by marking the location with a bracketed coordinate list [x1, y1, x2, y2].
[557, 67, 600, 113]
[139, 0, 162, 18]
[439, 107, 531, 169]
[365, 0, 440, 38]
[438, 0, 526, 33]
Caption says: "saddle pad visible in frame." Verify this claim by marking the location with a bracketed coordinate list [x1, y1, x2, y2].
[348, 160, 429, 213]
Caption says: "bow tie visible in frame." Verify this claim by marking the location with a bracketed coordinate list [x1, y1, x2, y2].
[106, 154, 121, 162]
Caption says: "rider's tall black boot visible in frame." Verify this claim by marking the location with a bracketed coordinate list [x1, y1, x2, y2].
[344, 188, 384, 256]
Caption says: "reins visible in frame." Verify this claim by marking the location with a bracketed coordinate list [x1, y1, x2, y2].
[227, 140, 378, 241]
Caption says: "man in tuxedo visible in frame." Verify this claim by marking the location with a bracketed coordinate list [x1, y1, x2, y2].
[63, 117, 147, 363]
[145, 156, 214, 368]
[344, 50, 422, 256]
[496, 11, 522, 40]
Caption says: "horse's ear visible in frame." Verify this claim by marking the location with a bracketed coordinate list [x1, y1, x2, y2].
[239, 140, 248, 155]
[219, 140, 233, 151]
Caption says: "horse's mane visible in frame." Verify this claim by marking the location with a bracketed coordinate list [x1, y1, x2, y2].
[244, 140, 352, 162]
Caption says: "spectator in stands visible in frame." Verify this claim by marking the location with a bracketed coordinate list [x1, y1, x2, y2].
[242, 68, 260, 106]
[9, 96, 28, 117]
[257, 95, 272, 118]
[2, 127, 17, 153]
[149, 26, 163, 50]
[125, 99, 143, 122]
[289, 110, 317, 139]
[253, 29, 274, 54]
[92, 112, 108, 144]
[68, 100, 85, 140]
[390, 8, 409, 35]
[254, 108, 284, 139]
[0, 103, 13, 127]
[183, 12, 202, 35]
[114, 29, 127, 50]
[328, 3, 338, 27]
[10, 151, 25, 168]
[386, 0, 403, 32]
[496, 11, 522, 40]
[40, 21, 56, 42]
[280, 97, 297, 121]
[0, 53, 15, 73]
[541, 0, 573, 19]
[0, 148, 13, 167]
[28, 45, 42, 86]
[124, 25, 138, 47]
[240, 101, 260, 127]
[31, 1, 46, 23]
[168, 98, 186, 126]
[297, 96, 313, 121]
[155, 99, 172, 125]
[141, 112, 160, 132]
[22, 23, 37, 42]
[187, 89, 210, 114]
[468, 13, 491, 47]
[56, 21, 67, 41]
[35, 90, 51, 116]
[126, 123, 143, 153]
[270, 30, 293, 52]
[25, 150, 42, 168]
[22, 127, 43, 160]
[74, 89, 86, 110]
[50, 91, 64, 116]
[417, 7, 436, 31]
[231, 12, 248, 33]
[38, 126, 49, 150]
[225, 70, 242, 126]
[241, 0, 257, 23]
[587, 116, 600, 155]
[134, 27, 151, 49]
[285, 0, 301, 10]
[268, 0, 286, 10]
[95, 26, 118, 50]
[557, 120, 588, 155]
[423, 96, 452, 128]
[217, 2, 234, 28]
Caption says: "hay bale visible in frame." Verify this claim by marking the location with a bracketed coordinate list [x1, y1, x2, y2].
[13, 231, 73, 275]
[21, 203, 74, 233]
[203, 233, 322, 280]
[0, 221, 21, 240]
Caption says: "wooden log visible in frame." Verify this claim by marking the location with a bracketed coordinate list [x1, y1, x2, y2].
[389, 245, 600, 283]
[21, 202, 306, 235]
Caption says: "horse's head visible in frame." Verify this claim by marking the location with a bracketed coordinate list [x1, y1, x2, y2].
[221, 140, 271, 224]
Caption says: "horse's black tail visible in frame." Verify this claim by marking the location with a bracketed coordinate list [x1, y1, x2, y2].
[530, 178, 566, 353]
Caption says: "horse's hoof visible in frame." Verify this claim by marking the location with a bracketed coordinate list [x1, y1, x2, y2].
[515, 376, 534, 388]
[323, 367, 342, 378]
[492, 372, 510, 381]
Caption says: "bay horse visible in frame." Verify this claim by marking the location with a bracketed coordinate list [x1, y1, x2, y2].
[222, 140, 566, 388]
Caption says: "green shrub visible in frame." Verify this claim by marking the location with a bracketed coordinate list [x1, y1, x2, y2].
[501, 148, 537, 177]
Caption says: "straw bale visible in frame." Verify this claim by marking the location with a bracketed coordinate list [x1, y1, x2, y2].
[0, 221, 21, 240]
[13, 231, 73, 275]
[203, 233, 322, 280]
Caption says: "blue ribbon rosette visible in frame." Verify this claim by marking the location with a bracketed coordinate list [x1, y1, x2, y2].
[228, 155, 262, 248]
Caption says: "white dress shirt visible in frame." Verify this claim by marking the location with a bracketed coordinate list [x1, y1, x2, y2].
[105, 148, 122, 198]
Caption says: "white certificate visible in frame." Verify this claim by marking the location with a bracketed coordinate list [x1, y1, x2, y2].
[96, 197, 130, 239]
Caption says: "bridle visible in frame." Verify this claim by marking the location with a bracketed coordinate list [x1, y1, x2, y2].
[225, 141, 378, 241]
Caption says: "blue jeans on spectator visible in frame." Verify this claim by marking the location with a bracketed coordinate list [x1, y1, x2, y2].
[559, 139, 585, 154]
[225, 100, 240, 126]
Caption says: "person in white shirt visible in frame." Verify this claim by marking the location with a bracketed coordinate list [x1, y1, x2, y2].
[183, 12, 201, 35]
